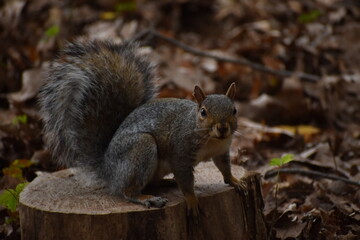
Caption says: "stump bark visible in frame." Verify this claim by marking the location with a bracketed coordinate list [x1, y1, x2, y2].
[19, 162, 267, 240]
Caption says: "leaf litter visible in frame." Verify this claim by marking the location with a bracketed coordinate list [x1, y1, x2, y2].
[1, 0, 360, 239]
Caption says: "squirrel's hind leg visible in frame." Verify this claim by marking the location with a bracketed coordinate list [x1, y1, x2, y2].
[105, 133, 168, 208]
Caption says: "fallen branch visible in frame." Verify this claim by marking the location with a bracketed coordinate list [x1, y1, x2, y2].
[131, 29, 321, 82]
[264, 168, 360, 187]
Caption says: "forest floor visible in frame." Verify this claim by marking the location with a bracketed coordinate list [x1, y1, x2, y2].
[1, 0, 360, 239]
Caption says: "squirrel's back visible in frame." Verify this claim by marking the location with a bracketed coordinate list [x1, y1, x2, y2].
[39, 40, 157, 167]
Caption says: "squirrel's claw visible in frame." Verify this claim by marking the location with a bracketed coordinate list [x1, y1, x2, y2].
[229, 176, 248, 197]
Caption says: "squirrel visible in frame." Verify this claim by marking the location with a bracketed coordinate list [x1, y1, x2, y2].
[39, 39, 244, 216]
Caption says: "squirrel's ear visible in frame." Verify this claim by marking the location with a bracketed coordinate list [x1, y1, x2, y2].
[225, 82, 236, 100]
[193, 85, 206, 106]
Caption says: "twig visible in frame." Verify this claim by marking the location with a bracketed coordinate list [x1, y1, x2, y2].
[327, 138, 338, 171]
[264, 168, 360, 187]
[131, 29, 321, 82]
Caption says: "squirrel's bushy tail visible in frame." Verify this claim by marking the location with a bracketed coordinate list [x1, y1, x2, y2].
[39, 40, 157, 168]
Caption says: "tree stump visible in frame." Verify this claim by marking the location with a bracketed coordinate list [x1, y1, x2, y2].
[19, 162, 267, 240]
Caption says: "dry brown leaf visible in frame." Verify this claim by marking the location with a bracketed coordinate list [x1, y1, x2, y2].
[7, 67, 47, 106]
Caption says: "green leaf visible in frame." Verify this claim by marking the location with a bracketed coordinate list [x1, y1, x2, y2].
[3, 159, 34, 181]
[12, 114, 28, 125]
[0, 183, 28, 212]
[15, 182, 28, 193]
[298, 10, 322, 24]
[281, 154, 294, 164]
[101, 11, 117, 20]
[270, 154, 294, 167]
[45, 25, 60, 37]
[0, 189, 18, 212]
[12, 159, 34, 168]
[270, 158, 282, 166]
[115, 1, 136, 12]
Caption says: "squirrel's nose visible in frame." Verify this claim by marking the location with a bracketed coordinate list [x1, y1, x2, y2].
[215, 123, 229, 138]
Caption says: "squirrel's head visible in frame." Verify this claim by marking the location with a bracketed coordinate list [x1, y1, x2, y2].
[193, 83, 237, 140]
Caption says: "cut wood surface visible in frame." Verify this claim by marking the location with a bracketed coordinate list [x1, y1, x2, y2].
[19, 162, 267, 240]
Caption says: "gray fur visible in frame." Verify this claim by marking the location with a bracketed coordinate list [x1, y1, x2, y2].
[39, 40, 157, 168]
[39, 40, 238, 209]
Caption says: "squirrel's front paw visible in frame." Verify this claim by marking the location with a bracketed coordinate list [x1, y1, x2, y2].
[228, 176, 248, 196]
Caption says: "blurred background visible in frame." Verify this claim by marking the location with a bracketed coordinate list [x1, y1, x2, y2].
[1, 0, 360, 239]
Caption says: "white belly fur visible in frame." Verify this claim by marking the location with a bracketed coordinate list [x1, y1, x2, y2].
[195, 137, 232, 165]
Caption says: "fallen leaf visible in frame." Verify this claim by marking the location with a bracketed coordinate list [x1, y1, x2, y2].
[7, 67, 47, 106]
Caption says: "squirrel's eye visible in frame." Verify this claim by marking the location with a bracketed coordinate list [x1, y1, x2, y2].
[200, 108, 207, 118]
[233, 108, 237, 116]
